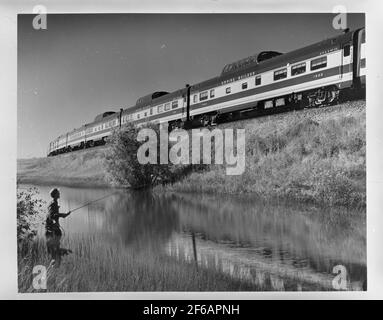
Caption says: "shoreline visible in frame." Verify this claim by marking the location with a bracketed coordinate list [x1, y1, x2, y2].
[17, 179, 366, 213]
[17, 176, 112, 189]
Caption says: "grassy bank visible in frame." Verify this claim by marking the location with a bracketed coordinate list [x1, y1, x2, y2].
[158, 100, 366, 208]
[18, 237, 285, 292]
[17, 146, 110, 187]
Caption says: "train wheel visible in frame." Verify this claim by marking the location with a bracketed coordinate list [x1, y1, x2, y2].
[308, 87, 339, 107]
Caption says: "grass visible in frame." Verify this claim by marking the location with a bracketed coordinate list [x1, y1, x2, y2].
[158, 100, 366, 208]
[19, 236, 317, 292]
[17, 146, 110, 187]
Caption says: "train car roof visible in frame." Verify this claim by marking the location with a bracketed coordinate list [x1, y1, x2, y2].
[221, 51, 283, 76]
[124, 89, 185, 114]
[134, 91, 169, 108]
[94, 111, 116, 122]
[192, 29, 358, 92]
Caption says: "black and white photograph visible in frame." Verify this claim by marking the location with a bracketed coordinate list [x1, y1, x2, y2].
[1, 0, 383, 304]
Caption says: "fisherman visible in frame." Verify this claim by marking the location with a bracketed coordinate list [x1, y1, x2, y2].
[45, 188, 71, 265]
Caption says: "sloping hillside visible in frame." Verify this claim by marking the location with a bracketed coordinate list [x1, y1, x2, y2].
[160, 100, 366, 207]
[17, 146, 110, 187]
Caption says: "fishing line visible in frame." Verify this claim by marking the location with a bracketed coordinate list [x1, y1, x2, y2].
[68, 191, 119, 214]
[60, 191, 118, 240]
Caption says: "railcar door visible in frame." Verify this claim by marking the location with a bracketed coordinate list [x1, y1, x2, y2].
[182, 85, 191, 122]
[341, 43, 353, 78]
[181, 95, 187, 121]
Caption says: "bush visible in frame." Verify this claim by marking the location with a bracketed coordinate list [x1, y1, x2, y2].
[104, 123, 192, 189]
[17, 187, 45, 243]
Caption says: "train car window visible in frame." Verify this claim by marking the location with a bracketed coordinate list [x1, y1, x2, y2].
[158, 105, 163, 113]
[165, 103, 171, 111]
[226, 87, 231, 94]
[193, 95, 198, 103]
[242, 82, 248, 90]
[210, 89, 215, 98]
[144, 112, 147, 117]
[274, 68, 287, 81]
[137, 114, 140, 119]
[255, 76, 261, 86]
[172, 101, 178, 109]
[310, 56, 327, 70]
[291, 62, 306, 76]
[200, 91, 208, 101]
[150, 108, 153, 115]
[344, 45, 350, 57]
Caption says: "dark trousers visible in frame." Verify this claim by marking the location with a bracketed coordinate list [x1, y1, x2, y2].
[45, 229, 62, 263]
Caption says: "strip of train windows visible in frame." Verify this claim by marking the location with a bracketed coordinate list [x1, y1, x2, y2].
[199, 91, 208, 101]
[274, 68, 287, 81]
[291, 62, 306, 76]
[310, 56, 327, 71]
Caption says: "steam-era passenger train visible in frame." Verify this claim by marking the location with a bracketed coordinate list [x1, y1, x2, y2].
[47, 28, 365, 157]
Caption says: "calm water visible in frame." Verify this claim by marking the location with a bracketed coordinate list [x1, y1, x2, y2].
[23, 184, 366, 291]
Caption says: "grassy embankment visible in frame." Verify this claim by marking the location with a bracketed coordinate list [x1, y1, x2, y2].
[18, 100, 366, 207]
[17, 146, 110, 187]
[159, 100, 366, 208]
[19, 237, 306, 292]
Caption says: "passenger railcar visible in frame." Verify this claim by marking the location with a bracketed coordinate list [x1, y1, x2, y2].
[48, 28, 365, 156]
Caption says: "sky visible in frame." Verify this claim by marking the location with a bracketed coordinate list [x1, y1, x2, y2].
[17, 13, 365, 158]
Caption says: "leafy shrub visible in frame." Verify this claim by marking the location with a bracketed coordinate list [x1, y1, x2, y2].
[104, 123, 192, 189]
[17, 187, 45, 243]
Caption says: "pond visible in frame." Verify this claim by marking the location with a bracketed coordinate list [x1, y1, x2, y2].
[21, 184, 366, 291]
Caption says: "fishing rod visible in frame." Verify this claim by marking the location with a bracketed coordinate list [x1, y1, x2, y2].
[68, 191, 119, 214]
